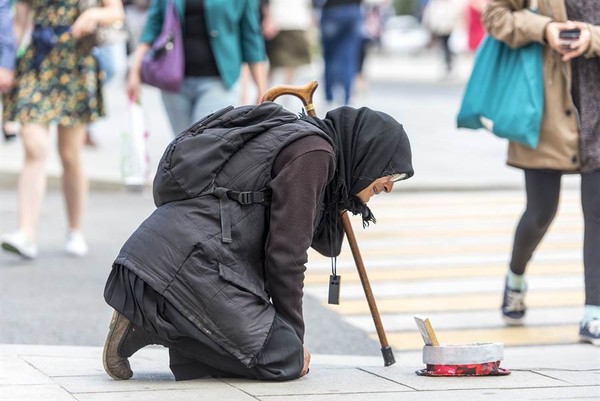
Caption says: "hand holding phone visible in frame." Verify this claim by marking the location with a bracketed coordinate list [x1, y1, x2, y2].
[546, 21, 590, 61]
[559, 28, 581, 49]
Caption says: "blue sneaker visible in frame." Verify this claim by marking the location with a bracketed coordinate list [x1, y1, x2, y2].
[501, 283, 527, 326]
[579, 319, 600, 346]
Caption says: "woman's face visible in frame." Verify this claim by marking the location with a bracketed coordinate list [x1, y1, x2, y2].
[355, 175, 397, 204]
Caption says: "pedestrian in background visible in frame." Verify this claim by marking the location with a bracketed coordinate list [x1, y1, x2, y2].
[0, 0, 16, 141]
[484, 0, 600, 346]
[0, 0, 125, 260]
[355, 1, 387, 95]
[126, 0, 267, 136]
[123, 0, 150, 52]
[86, 34, 130, 149]
[262, 0, 313, 87]
[422, 0, 466, 75]
[0, 0, 14, 94]
[316, 0, 362, 106]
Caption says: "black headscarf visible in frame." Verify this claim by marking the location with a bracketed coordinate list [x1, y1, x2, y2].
[306, 106, 414, 257]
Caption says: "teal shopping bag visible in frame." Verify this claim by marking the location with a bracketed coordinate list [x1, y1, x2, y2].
[457, 35, 544, 149]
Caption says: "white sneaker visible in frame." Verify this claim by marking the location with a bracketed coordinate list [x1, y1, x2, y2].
[65, 231, 88, 257]
[1, 231, 38, 259]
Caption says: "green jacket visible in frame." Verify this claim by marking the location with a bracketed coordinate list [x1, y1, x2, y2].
[140, 0, 265, 88]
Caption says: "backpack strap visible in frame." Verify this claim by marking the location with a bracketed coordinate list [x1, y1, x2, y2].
[226, 190, 272, 205]
[212, 187, 272, 244]
[212, 187, 233, 244]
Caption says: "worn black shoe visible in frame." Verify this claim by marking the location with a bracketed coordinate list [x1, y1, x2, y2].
[501, 282, 527, 326]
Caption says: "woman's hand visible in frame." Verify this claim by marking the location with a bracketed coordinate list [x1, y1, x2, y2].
[127, 69, 141, 102]
[300, 346, 311, 377]
[545, 20, 592, 61]
[247, 62, 267, 104]
[71, 9, 99, 39]
[126, 44, 151, 102]
[562, 21, 591, 61]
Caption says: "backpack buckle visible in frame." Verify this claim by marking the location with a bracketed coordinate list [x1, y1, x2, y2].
[237, 191, 264, 205]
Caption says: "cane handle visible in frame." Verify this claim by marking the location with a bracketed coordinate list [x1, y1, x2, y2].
[260, 80, 318, 117]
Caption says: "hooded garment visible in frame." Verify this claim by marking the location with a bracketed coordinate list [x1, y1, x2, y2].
[307, 106, 414, 257]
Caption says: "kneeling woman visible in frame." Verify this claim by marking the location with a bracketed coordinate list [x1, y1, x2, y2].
[102, 102, 414, 381]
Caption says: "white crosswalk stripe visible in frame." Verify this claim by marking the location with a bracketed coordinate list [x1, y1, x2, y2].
[304, 189, 586, 350]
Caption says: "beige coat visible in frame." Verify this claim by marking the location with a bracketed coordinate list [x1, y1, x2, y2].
[483, 0, 600, 171]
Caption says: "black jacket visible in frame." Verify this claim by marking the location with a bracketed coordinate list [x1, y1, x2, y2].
[112, 103, 331, 367]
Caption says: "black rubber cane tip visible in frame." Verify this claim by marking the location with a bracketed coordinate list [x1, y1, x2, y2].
[381, 346, 396, 366]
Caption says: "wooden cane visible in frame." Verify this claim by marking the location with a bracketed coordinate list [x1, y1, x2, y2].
[261, 81, 396, 366]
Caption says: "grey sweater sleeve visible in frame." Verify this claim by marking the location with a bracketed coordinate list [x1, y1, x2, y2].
[265, 135, 335, 341]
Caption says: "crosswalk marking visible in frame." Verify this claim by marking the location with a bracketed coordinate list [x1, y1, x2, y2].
[347, 307, 583, 331]
[304, 263, 582, 285]
[385, 324, 580, 350]
[323, 290, 584, 314]
[306, 275, 583, 299]
[304, 190, 586, 352]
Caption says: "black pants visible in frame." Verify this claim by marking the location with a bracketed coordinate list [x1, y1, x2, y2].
[509, 169, 600, 306]
[104, 266, 304, 381]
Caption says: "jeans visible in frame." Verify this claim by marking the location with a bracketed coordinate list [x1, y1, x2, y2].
[320, 4, 362, 104]
[161, 76, 238, 135]
[92, 41, 127, 84]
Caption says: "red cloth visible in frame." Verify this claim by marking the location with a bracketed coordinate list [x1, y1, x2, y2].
[416, 361, 511, 376]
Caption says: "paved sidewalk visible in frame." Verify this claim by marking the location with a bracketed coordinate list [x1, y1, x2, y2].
[1, 343, 598, 401]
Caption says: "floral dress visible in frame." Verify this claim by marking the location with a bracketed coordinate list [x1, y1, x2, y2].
[3, 0, 104, 126]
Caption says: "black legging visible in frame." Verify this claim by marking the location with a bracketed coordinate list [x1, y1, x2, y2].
[509, 169, 600, 306]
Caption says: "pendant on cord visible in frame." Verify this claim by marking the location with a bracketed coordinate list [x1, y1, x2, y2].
[328, 274, 341, 305]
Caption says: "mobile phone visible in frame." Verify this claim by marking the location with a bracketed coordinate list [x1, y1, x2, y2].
[559, 29, 581, 40]
[559, 29, 580, 49]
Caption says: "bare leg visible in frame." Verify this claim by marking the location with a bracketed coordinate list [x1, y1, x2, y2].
[18, 124, 51, 240]
[239, 64, 250, 105]
[57, 124, 87, 232]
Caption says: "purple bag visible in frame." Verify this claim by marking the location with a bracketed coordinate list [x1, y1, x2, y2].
[140, 0, 184, 92]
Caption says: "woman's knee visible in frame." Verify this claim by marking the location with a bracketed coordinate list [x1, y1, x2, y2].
[523, 169, 561, 229]
[253, 315, 304, 381]
[21, 124, 50, 162]
[57, 125, 85, 169]
[257, 344, 304, 381]
[524, 204, 558, 231]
